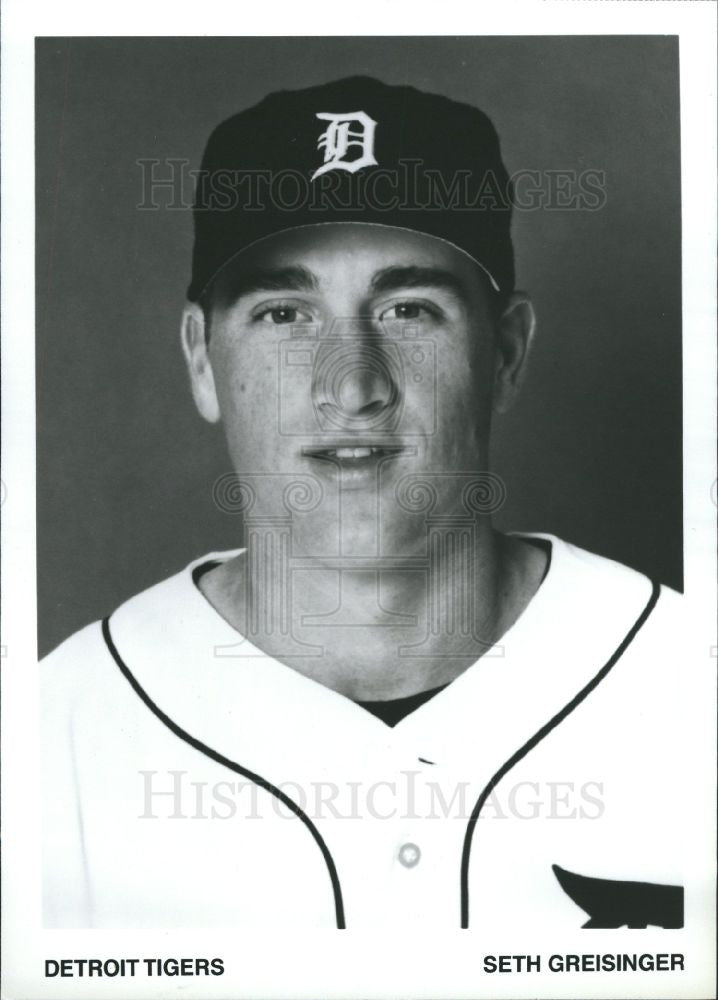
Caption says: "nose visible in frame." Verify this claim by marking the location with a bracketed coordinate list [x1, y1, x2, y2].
[312, 328, 401, 430]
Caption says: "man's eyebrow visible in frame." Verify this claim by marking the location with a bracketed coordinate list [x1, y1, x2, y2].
[220, 264, 318, 301]
[369, 265, 468, 297]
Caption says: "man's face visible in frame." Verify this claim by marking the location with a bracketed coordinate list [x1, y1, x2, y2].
[184, 224, 529, 554]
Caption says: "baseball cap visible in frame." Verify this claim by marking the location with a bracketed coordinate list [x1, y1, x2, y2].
[188, 76, 514, 302]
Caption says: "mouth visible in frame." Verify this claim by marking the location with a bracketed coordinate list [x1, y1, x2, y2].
[302, 443, 407, 466]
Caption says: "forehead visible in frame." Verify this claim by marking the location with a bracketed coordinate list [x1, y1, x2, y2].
[214, 223, 491, 299]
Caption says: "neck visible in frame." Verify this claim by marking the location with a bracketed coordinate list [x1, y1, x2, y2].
[294, 518, 503, 621]
[199, 525, 547, 699]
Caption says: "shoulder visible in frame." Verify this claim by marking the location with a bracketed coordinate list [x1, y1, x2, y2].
[533, 532, 679, 610]
[518, 532, 690, 665]
[40, 550, 239, 704]
[536, 534, 704, 694]
[552, 534, 683, 623]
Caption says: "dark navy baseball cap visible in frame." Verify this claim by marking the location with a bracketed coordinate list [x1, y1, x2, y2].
[188, 76, 515, 302]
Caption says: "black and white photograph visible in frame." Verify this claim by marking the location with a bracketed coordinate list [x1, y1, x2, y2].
[2, 6, 716, 1000]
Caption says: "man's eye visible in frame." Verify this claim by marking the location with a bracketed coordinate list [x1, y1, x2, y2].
[380, 302, 430, 322]
[257, 306, 309, 325]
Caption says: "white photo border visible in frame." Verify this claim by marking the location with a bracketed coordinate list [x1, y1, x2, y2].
[2, 3, 716, 999]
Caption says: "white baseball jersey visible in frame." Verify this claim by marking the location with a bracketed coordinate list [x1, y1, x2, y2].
[40, 534, 706, 932]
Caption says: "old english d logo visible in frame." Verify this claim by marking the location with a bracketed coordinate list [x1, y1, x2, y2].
[553, 864, 684, 929]
[312, 111, 378, 180]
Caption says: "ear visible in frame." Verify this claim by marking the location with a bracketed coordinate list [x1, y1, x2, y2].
[180, 302, 221, 424]
[492, 292, 536, 414]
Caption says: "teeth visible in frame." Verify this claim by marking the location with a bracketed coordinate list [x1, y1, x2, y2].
[308, 445, 402, 460]
[335, 447, 373, 459]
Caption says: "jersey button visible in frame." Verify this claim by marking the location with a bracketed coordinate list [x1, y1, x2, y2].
[398, 842, 421, 868]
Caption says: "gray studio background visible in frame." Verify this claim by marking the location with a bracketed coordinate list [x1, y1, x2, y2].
[36, 36, 682, 656]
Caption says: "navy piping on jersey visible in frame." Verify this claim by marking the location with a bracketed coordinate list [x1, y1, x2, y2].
[459, 578, 661, 929]
[100, 616, 346, 930]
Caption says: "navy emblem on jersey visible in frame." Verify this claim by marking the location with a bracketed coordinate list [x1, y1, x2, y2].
[312, 111, 378, 180]
[553, 864, 684, 928]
